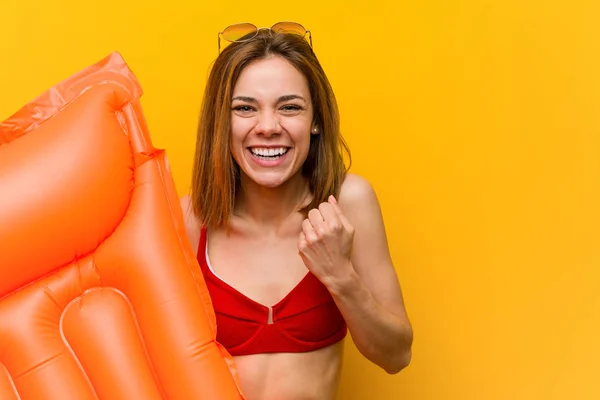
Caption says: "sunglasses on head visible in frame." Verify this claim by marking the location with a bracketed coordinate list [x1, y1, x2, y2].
[218, 21, 313, 53]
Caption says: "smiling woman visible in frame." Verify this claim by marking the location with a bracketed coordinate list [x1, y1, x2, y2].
[230, 57, 314, 188]
[179, 23, 413, 400]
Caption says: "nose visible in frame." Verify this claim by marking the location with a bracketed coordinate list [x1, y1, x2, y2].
[255, 111, 282, 137]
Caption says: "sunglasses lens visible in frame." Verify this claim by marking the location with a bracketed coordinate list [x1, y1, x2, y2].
[222, 23, 257, 42]
[271, 22, 306, 36]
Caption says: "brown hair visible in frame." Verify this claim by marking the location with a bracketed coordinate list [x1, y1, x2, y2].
[191, 30, 351, 229]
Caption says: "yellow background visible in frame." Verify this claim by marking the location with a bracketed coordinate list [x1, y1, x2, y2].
[1, 0, 599, 399]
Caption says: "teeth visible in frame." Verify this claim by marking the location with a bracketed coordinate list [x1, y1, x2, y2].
[251, 147, 288, 157]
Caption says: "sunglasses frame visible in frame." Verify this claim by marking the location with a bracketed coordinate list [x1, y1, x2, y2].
[218, 21, 313, 53]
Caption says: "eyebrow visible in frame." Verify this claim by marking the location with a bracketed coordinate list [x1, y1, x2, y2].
[231, 94, 307, 104]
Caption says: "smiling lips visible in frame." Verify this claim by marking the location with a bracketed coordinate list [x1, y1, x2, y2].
[249, 146, 289, 159]
[247, 146, 291, 167]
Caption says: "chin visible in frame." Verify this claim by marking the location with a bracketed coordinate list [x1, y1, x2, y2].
[248, 173, 288, 188]
[237, 152, 305, 189]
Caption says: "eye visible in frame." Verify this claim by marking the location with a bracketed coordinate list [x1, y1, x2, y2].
[232, 105, 255, 112]
[280, 104, 303, 112]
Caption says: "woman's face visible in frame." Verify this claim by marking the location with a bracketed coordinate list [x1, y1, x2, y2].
[230, 56, 315, 189]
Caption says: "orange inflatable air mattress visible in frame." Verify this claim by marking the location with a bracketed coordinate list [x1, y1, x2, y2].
[0, 52, 244, 400]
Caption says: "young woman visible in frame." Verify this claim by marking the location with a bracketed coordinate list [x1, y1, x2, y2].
[180, 22, 413, 400]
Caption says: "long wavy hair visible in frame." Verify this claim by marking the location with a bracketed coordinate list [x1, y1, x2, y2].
[191, 30, 351, 229]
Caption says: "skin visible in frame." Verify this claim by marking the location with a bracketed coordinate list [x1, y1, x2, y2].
[181, 56, 413, 400]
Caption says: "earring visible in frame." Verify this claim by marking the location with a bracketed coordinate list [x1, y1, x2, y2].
[312, 126, 319, 134]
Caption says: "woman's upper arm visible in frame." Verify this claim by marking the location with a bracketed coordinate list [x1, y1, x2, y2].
[338, 174, 409, 319]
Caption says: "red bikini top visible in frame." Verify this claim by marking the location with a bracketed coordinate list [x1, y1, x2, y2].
[196, 227, 347, 356]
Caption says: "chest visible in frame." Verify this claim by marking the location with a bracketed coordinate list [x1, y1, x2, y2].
[205, 231, 309, 306]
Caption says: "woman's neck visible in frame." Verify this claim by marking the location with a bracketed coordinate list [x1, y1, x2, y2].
[233, 172, 310, 232]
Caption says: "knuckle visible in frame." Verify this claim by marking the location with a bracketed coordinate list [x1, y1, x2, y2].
[315, 224, 328, 237]
[304, 227, 316, 239]
[328, 222, 342, 232]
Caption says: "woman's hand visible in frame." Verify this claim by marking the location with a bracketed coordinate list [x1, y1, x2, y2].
[298, 195, 356, 289]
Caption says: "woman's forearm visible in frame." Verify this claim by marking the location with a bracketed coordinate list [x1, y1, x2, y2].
[327, 264, 413, 374]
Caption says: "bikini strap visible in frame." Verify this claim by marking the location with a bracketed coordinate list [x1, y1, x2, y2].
[196, 225, 209, 273]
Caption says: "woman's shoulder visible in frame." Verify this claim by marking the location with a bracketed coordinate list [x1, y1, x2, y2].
[179, 194, 191, 210]
[179, 195, 202, 251]
[179, 195, 202, 225]
[338, 173, 379, 210]
[179, 195, 195, 220]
